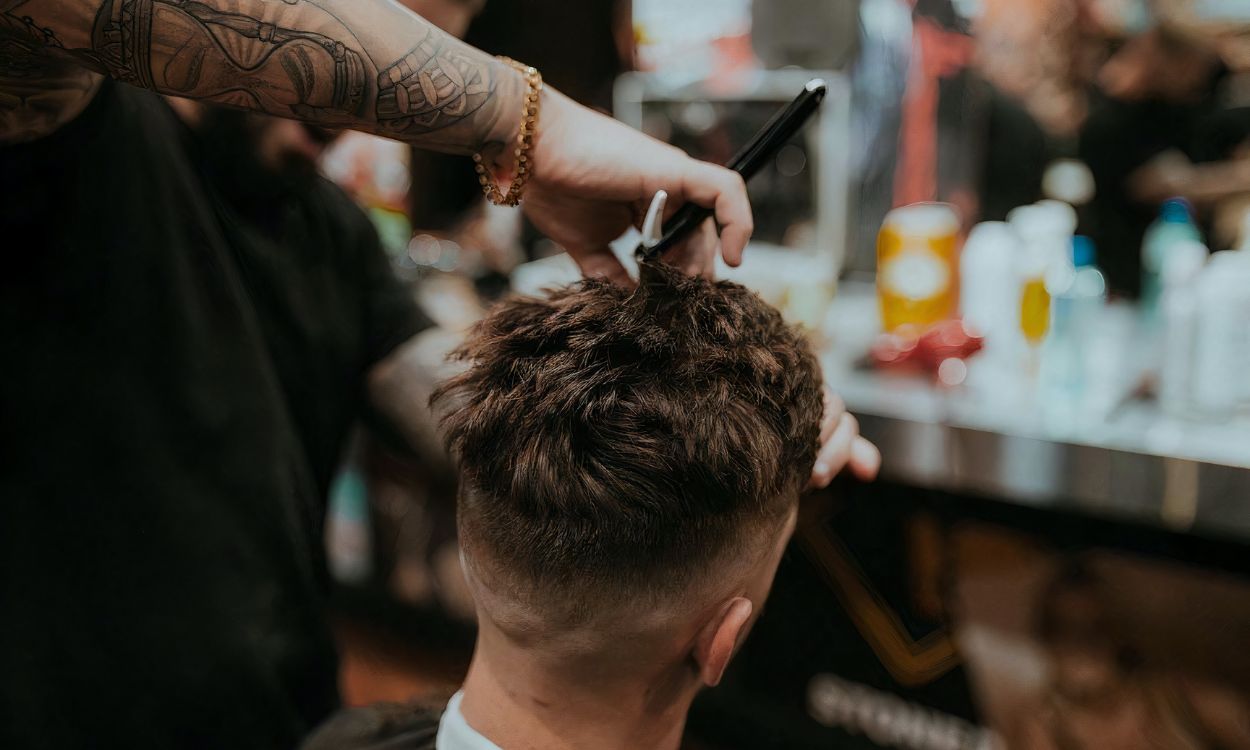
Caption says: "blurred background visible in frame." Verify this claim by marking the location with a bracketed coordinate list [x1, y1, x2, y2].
[320, 1, 1250, 747]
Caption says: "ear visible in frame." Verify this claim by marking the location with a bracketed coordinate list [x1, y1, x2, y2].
[692, 597, 754, 688]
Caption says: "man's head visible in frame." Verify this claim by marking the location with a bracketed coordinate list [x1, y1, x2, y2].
[434, 262, 822, 694]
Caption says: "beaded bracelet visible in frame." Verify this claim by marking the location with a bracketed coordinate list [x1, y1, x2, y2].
[472, 57, 542, 207]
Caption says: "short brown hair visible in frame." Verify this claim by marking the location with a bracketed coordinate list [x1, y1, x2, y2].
[433, 263, 822, 618]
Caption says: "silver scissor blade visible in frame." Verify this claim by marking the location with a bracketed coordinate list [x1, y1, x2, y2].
[640, 190, 668, 249]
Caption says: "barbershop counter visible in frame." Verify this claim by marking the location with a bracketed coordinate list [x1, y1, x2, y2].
[821, 281, 1250, 544]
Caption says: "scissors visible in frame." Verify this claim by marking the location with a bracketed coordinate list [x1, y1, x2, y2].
[638, 189, 670, 258]
[635, 78, 827, 263]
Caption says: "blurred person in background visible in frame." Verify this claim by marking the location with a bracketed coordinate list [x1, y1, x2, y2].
[1073, 0, 1250, 292]
[967, 0, 1250, 292]
[1143, 0, 1250, 247]
[1112, 26, 1250, 250]
[1075, 15, 1240, 292]
[0, 0, 759, 745]
[302, 263, 881, 750]
[1011, 561, 1250, 749]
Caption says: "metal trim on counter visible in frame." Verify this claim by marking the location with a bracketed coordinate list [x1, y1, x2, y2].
[853, 409, 1250, 541]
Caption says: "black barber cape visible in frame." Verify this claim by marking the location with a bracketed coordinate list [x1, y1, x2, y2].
[301, 701, 443, 750]
[0, 80, 425, 749]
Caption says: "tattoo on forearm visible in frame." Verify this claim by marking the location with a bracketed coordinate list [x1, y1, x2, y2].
[1, 0, 511, 147]
[89, 0, 370, 120]
[375, 26, 492, 135]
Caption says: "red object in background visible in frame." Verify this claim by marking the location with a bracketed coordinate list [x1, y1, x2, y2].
[870, 319, 984, 378]
[894, 17, 975, 208]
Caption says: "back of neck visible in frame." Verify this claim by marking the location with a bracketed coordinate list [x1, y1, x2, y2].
[457, 640, 693, 750]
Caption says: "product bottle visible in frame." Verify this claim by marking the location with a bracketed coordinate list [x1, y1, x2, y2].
[1068, 236, 1107, 309]
[1191, 250, 1250, 418]
[1010, 203, 1075, 352]
[1157, 240, 1208, 416]
[1235, 211, 1250, 408]
[877, 203, 960, 331]
[960, 221, 1018, 359]
[1141, 198, 1201, 324]
[1045, 236, 1107, 397]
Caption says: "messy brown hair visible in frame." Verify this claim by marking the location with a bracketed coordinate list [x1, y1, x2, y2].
[433, 262, 822, 618]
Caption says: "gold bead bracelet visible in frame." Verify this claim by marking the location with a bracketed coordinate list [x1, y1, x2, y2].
[472, 57, 542, 207]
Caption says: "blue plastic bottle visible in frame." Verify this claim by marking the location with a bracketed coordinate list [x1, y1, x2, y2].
[1141, 198, 1201, 323]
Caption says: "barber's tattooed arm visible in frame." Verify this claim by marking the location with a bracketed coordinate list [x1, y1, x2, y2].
[2, 0, 758, 280]
[0, 0, 522, 152]
[0, 7, 100, 141]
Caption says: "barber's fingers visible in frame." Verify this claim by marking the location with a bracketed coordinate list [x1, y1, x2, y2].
[809, 414, 882, 489]
[810, 413, 858, 489]
[664, 217, 719, 278]
[848, 436, 881, 482]
[675, 161, 753, 267]
[819, 388, 846, 446]
[575, 247, 633, 287]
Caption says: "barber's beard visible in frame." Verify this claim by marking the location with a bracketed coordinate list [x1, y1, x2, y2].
[272, 147, 319, 189]
[194, 109, 319, 222]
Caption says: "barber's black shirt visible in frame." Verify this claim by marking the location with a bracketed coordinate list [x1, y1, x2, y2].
[186, 111, 429, 500]
[0, 80, 422, 748]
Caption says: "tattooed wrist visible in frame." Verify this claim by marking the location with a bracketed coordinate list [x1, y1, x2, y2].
[474, 58, 526, 176]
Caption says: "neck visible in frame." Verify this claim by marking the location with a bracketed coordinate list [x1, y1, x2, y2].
[458, 630, 695, 750]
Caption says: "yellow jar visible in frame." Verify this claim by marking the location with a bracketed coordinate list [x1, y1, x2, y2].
[877, 203, 960, 332]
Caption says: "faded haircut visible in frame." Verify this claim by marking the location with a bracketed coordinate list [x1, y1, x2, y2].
[433, 262, 822, 622]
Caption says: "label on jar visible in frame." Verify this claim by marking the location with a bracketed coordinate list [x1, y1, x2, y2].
[881, 248, 950, 301]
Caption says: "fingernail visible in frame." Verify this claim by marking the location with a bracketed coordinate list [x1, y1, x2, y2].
[814, 462, 829, 475]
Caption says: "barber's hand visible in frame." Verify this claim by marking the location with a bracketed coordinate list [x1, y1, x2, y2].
[809, 386, 881, 489]
[522, 88, 753, 285]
